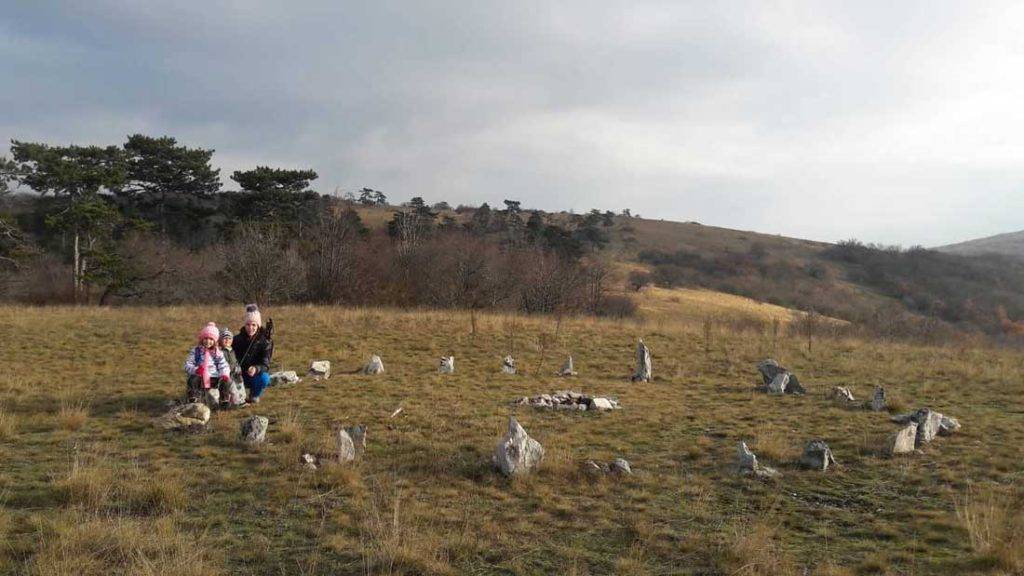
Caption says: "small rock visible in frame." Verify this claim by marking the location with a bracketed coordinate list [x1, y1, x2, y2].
[362, 355, 384, 375]
[270, 370, 300, 385]
[832, 386, 855, 403]
[799, 440, 837, 471]
[786, 374, 807, 395]
[308, 361, 331, 379]
[870, 387, 886, 411]
[631, 339, 652, 382]
[155, 402, 211, 430]
[609, 458, 633, 475]
[240, 415, 269, 445]
[493, 416, 544, 476]
[589, 398, 614, 411]
[502, 356, 517, 374]
[438, 356, 455, 374]
[737, 442, 779, 478]
[202, 388, 220, 410]
[300, 453, 318, 470]
[938, 415, 961, 436]
[886, 421, 918, 455]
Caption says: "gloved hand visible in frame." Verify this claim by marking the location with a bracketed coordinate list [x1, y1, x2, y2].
[195, 364, 206, 377]
[219, 375, 231, 384]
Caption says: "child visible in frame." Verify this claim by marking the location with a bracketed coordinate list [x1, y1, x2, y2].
[218, 328, 247, 408]
[184, 322, 231, 403]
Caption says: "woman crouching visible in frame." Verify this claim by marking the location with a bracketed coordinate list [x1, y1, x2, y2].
[234, 304, 273, 404]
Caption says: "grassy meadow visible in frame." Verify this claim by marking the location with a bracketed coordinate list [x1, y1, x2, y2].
[0, 299, 1022, 575]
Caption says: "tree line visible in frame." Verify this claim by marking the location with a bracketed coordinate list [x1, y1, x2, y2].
[0, 135, 631, 316]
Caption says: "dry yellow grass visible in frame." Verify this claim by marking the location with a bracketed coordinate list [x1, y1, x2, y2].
[0, 303, 1021, 574]
[635, 285, 845, 327]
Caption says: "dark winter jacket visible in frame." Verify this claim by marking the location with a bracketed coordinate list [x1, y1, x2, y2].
[221, 346, 242, 379]
[234, 327, 273, 373]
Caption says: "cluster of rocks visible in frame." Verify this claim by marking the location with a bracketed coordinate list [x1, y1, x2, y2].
[513, 391, 621, 411]
[886, 408, 961, 455]
[830, 386, 887, 411]
[756, 359, 806, 395]
[583, 458, 632, 476]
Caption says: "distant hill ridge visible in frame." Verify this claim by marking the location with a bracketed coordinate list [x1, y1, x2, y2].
[936, 230, 1024, 259]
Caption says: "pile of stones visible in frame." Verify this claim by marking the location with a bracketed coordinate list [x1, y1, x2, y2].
[756, 359, 807, 395]
[513, 390, 621, 411]
[886, 407, 961, 455]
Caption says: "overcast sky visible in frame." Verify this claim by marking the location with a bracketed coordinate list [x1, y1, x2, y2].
[2, 1, 1022, 246]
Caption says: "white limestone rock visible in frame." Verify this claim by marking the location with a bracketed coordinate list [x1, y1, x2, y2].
[501, 355, 517, 374]
[631, 339, 652, 382]
[240, 415, 269, 445]
[493, 417, 544, 476]
[308, 361, 331, 379]
[438, 356, 455, 374]
[362, 355, 384, 375]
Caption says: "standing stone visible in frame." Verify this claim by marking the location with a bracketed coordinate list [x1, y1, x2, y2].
[785, 374, 807, 395]
[736, 442, 779, 477]
[362, 355, 385, 375]
[438, 356, 455, 374]
[346, 424, 367, 454]
[886, 421, 918, 455]
[308, 361, 331, 379]
[870, 387, 886, 412]
[767, 372, 789, 395]
[799, 440, 837, 471]
[300, 453, 318, 471]
[225, 379, 247, 406]
[240, 415, 269, 445]
[913, 408, 942, 447]
[631, 339, 652, 382]
[558, 356, 578, 377]
[493, 417, 544, 476]
[832, 387, 856, 403]
[757, 359, 784, 386]
[336, 428, 356, 463]
[501, 356, 517, 374]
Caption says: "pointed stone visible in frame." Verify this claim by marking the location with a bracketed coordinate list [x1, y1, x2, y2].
[558, 356, 577, 377]
[362, 355, 384, 375]
[631, 339, 652, 382]
[886, 422, 918, 455]
[336, 428, 356, 463]
[438, 356, 455, 374]
[767, 372, 789, 395]
[799, 440, 836, 471]
[493, 417, 544, 476]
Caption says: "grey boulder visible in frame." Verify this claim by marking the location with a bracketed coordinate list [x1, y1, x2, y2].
[240, 415, 269, 445]
[493, 417, 544, 476]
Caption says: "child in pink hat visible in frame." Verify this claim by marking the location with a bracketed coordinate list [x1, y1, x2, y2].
[183, 322, 231, 403]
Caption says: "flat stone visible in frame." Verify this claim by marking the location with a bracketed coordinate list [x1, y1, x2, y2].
[938, 415, 961, 436]
[832, 387, 856, 403]
[609, 458, 632, 475]
[799, 440, 836, 471]
[308, 361, 331, 378]
[271, 370, 300, 385]
[589, 398, 614, 411]
[155, 402, 211, 430]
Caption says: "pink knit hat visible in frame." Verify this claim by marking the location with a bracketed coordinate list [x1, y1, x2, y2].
[197, 322, 220, 343]
[244, 304, 262, 327]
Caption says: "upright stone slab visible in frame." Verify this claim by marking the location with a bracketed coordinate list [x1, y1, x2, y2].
[757, 359, 784, 386]
[886, 422, 918, 455]
[240, 415, 269, 445]
[558, 356, 577, 377]
[785, 374, 806, 395]
[336, 428, 356, 463]
[736, 442, 779, 477]
[799, 440, 836, 471]
[631, 339, 652, 382]
[346, 424, 367, 454]
[913, 408, 942, 447]
[362, 355, 384, 375]
[501, 356, 517, 374]
[767, 373, 789, 395]
[438, 356, 455, 374]
[493, 417, 544, 476]
[870, 387, 886, 412]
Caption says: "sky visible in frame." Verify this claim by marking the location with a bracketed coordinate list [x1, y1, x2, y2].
[2, 1, 1022, 247]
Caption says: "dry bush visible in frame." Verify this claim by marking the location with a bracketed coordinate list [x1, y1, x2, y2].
[25, 513, 221, 576]
[56, 399, 89, 431]
[719, 519, 797, 575]
[956, 484, 1024, 572]
[0, 403, 16, 439]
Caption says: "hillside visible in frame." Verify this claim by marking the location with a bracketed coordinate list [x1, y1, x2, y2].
[937, 230, 1024, 259]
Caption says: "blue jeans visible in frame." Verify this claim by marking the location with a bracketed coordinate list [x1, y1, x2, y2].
[243, 371, 270, 399]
